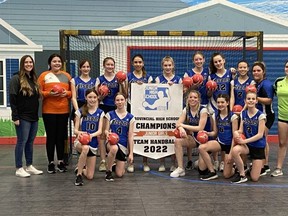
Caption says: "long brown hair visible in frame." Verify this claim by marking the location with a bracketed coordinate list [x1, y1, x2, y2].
[19, 55, 39, 96]
[81, 88, 98, 117]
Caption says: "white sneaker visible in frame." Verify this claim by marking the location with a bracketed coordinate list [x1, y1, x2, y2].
[170, 165, 176, 172]
[271, 168, 283, 177]
[16, 167, 30, 178]
[170, 167, 185, 178]
[98, 160, 106, 172]
[219, 161, 225, 172]
[25, 165, 43, 175]
[143, 164, 150, 172]
[214, 160, 219, 171]
[127, 164, 134, 173]
[158, 164, 166, 172]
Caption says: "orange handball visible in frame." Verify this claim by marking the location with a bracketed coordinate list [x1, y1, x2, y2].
[192, 74, 204, 84]
[182, 77, 193, 88]
[234, 133, 246, 145]
[232, 105, 243, 113]
[196, 131, 208, 144]
[206, 80, 217, 91]
[245, 85, 257, 93]
[108, 132, 119, 145]
[116, 71, 127, 82]
[98, 85, 109, 96]
[52, 84, 64, 94]
[173, 128, 181, 138]
[79, 133, 91, 145]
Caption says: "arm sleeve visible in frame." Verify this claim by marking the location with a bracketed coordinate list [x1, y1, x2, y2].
[9, 75, 20, 121]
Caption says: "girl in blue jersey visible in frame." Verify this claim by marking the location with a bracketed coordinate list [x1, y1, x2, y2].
[74, 89, 104, 186]
[71, 60, 96, 120]
[252, 61, 274, 175]
[126, 54, 153, 172]
[231, 91, 266, 183]
[105, 93, 135, 181]
[155, 56, 182, 172]
[230, 60, 254, 113]
[170, 90, 208, 178]
[95, 57, 127, 172]
[198, 94, 238, 181]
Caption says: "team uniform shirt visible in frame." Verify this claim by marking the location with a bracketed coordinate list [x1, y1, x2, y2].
[241, 110, 266, 148]
[255, 78, 274, 115]
[231, 77, 254, 107]
[71, 76, 96, 103]
[127, 72, 153, 104]
[155, 74, 182, 84]
[274, 76, 288, 121]
[75, 108, 104, 152]
[215, 111, 238, 145]
[105, 110, 135, 154]
[184, 67, 210, 105]
[208, 69, 233, 113]
[96, 75, 120, 106]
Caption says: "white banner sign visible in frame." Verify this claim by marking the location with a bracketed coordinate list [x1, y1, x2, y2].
[131, 83, 183, 159]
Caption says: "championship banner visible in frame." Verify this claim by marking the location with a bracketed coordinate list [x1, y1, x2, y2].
[131, 83, 183, 159]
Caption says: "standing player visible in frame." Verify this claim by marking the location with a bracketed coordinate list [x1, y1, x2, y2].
[198, 94, 238, 181]
[126, 54, 153, 172]
[155, 56, 182, 172]
[74, 89, 104, 186]
[231, 91, 266, 183]
[271, 60, 288, 177]
[95, 57, 127, 172]
[105, 93, 135, 181]
[252, 61, 274, 175]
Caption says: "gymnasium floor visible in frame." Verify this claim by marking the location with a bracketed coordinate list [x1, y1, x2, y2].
[0, 144, 288, 216]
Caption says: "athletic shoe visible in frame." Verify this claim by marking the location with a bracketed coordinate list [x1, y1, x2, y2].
[105, 170, 114, 182]
[143, 164, 150, 172]
[271, 168, 283, 177]
[170, 167, 185, 178]
[127, 164, 134, 173]
[57, 162, 67, 173]
[219, 161, 225, 172]
[260, 168, 267, 176]
[185, 160, 193, 170]
[158, 164, 166, 172]
[47, 162, 56, 174]
[193, 160, 199, 169]
[231, 175, 248, 184]
[98, 160, 106, 172]
[200, 170, 218, 181]
[75, 174, 83, 186]
[213, 161, 219, 171]
[16, 167, 30, 178]
[25, 165, 43, 175]
[264, 165, 271, 173]
[170, 165, 176, 172]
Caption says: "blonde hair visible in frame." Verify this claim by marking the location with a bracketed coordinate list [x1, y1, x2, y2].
[185, 90, 201, 118]
[161, 56, 175, 74]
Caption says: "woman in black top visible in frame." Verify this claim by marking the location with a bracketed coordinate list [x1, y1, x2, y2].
[9, 55, 43, 177]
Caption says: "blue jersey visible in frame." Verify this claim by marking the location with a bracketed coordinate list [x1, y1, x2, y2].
[241, 110, 266, 148]
[97, 75, 120, 106]
[185, 106, 208, 137]
[155, 74, 182, 84]
[231, 77, 253, 107]
[256, 79, 274, 115]
[184, 67, 209, 105]
[106, 110, 135, 149]
[215, 111, 238, 145]
[73, 76, 96, 103]
[209, 70, 233, 112]
[76, 108, 104, 149]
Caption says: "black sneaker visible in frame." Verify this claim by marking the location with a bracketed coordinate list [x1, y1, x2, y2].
[260, 168, 267, 176]
[185, 160, 193, 170]
[57, 162, 67, 173]
[47, 162, 56, 174]
[231, 175, 248, 184]
[264, 165, 270, 173]
[200, 170, 218, 181]
[75, 174, 83, 186]
[105, 170, 114, 182]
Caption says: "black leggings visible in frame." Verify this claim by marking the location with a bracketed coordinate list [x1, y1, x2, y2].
[43, 113, 69, 163]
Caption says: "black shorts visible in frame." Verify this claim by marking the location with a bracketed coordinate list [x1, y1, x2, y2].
[247, 145, 265, 160]
[99, 104, 116, 113]
[265, 113, 275, 130]
[77, 148, 96, 157]
[278, 118, 288, 124]
[115, 147, 127, 162]
[219, 143, 231, 154]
